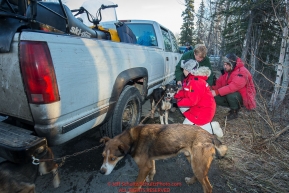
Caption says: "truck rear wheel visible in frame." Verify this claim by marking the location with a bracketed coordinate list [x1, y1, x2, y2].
[101, 86, 142, 138]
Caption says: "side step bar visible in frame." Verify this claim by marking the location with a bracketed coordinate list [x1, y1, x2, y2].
[0, 121, 47, 163]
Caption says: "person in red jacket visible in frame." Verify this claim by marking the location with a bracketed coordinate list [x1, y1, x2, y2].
[174, 59, 223, 137]
[211, 53, 256, 120]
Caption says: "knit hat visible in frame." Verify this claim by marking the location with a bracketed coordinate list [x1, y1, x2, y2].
[223, 53, 237, 69]
[181, 59, 199, 74]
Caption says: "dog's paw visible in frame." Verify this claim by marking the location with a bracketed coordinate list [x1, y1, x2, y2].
[53, 178, 60, 188]
[185, 177, 190, 184]
[52, 171, 60, 188]
[145, 175, 151, 182]
[185, 177, 197, 185]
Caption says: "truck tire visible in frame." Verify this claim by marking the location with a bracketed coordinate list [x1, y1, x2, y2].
[101, 86, 142, 138]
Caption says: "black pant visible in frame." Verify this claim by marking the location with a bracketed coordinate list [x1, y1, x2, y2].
[214, 92, 242, 110]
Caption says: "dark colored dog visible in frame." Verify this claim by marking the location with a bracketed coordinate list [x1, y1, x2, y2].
[150, 84, 177, 124]
[0, 147, 60, 193]
[99, 124, 228, 193]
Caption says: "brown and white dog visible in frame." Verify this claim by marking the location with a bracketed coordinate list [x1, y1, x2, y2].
[0, 147, 60, 193]
[150, 84, 177, 124]
[99, 124, 227, 193]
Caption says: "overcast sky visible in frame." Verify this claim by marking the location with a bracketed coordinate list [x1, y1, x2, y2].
[64, 0, 201, 34]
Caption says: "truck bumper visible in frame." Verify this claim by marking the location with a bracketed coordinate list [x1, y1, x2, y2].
[0, 121, 47, 163]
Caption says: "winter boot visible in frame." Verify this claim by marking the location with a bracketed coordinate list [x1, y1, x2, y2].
[227, 109, 239, 120]
[223, 109, 233, 118]
[227, 107, 240, 114]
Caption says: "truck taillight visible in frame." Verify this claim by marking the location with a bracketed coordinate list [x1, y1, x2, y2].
[20, 41, 60, 104]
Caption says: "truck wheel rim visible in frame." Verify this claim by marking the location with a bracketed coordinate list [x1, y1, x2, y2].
[122, 99, 137, 131]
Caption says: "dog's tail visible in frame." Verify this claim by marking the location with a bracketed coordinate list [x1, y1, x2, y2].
[212, 136, 228, 158]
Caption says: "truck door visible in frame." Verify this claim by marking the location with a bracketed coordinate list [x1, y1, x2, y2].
[160, 28, 179, 84]
[169, 30, 181, 82]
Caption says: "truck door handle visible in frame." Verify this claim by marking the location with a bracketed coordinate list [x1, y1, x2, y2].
[166, 57, 169, 61]
[175, 57, 177, 60]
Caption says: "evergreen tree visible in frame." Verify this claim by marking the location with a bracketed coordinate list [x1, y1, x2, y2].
[215, 0, 286, 107]
[195, 0, 205, 44]
[220, 0, 282, 63]
[179, 0, 195, 46]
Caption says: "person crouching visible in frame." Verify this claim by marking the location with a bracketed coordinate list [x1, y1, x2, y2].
[174, 59, 223, 137]
[211, 53, 256, 120]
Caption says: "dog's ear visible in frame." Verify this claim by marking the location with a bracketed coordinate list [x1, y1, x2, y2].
[174, 85, 178, 91]
[118, 143, 130, 154]
[100, 137, 110, 144]
[165, 84, 172, 90]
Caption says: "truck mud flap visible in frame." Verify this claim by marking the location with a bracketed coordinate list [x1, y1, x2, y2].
[0, 122, 47, 163]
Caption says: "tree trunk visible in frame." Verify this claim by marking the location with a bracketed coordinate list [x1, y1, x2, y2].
[250, 23, 262, 76]
[241, 11, 254, 64]
[249, 38, 257, 76]
[275, 41, 289, 107]
[268, 0, 289, 110]
[219, 1, 230, 67]
[206, 0, 217, 52]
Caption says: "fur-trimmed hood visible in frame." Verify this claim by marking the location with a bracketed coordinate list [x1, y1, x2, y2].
[191, 66, 211, 77]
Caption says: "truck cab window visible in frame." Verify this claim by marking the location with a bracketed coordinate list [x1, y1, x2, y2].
[169, 31, 179, 53]
[161, 28, 172, 52]
[126, 24, 157, 46]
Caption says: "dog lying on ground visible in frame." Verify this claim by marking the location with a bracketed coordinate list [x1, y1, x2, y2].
[150, 84, 177, 124]
[99, 124, 227, 193]
[0, 147, 60, 193]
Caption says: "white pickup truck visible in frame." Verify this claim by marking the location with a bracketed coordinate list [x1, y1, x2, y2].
[0, 0, 181, 163]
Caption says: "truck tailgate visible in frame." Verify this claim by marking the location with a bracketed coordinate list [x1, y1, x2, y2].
[0, 33, 33, 122]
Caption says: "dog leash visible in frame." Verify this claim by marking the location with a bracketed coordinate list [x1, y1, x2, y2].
[32, 144, 104, 165]
[210, 122, 215, 135]
[32, 143, 104, 191]
[139, 92, 166, 124]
